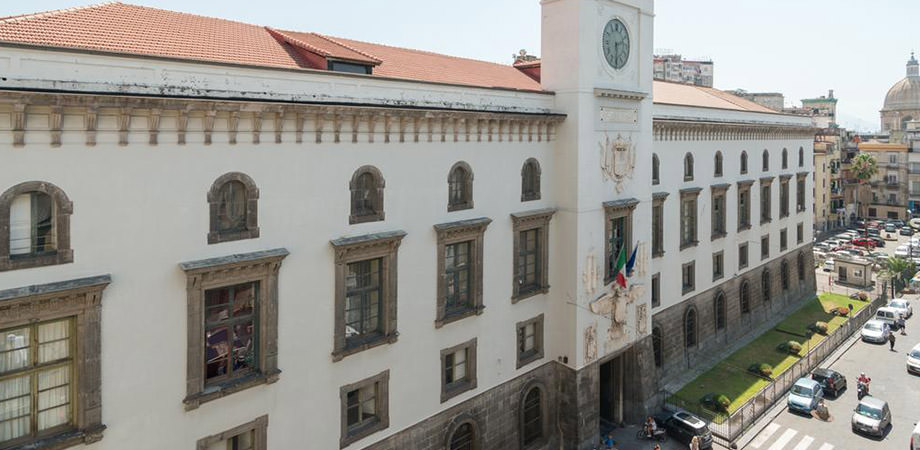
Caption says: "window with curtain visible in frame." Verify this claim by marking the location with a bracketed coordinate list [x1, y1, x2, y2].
[9, 192, 55, 257]
[0, 318, 73, 445]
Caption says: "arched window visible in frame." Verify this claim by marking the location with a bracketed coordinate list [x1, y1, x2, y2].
[740, 280, 751, 314]
[652, 326, 662, 367]
[448, 162, 474, 211]
[762, 149, 770, 171]
[521, 386, 544, 446]
[521, 158, 542, 202]
[1, 181, 73, 271]
[714, 292, 726, 330]
[798, 147, 804, 167]
[652, 154, 660, 185]
[761, 269, 771, 302]
[781, 260, 790, 291]
[350, 166, 385, 224]
[447, 421, 478, 450]
[797, 252, 806, 281]
[740, 151, 748, 174]
[208, 172, 260, 244]
[683, 153, 694, 180]
[781, 148, 788, 169]
[684, 307, 697, 348]
[714, 151, 723, 177]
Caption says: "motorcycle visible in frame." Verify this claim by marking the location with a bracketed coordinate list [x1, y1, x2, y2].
[857, 381, 869, 399]
[635, 427, 667, 442]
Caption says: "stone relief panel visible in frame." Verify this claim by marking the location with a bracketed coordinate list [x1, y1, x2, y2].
[584, 323, 597, 364]
[599, 132, 636, 193]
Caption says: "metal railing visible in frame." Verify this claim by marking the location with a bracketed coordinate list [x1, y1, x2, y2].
[663, 287, 888, 447]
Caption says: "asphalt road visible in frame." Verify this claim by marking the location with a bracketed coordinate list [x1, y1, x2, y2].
[740, 232, 920, 450]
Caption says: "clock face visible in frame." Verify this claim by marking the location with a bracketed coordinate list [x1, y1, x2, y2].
[602, 19, 630, 69]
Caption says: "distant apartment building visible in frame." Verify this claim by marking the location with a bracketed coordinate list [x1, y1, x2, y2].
[857, 142, 909, 220]
[653, 54, 713, 87]
[728, 90, 785, 112]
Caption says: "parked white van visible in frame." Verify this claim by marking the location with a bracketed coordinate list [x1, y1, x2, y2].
[876, 306, 901, 329]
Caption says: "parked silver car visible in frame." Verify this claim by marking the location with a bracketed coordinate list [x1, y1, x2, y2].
[887, 298, 913, 318]
[861, 320, 891, 344]
[851, 396, 890, 437]
[908, 343, 920, 375]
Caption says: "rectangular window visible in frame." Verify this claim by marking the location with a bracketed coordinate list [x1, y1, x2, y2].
[712, 252, 724, 281]
[797, 223, 804, 244]
[711, 190, 726, 238]
[760, 184, 772, 224]
[9, 192, 55, 256]
[604, 202, 635, 283]
[516, 314, 544, 369]
[738, 184, 752, 230]
[205, 283, 258, 384]
[652, 201, 664, 257]
[512, 210, 554, 301]
[780, 180, 790, 218]
[519, 229, 540, 293]
[651, 273, 660, 307]
[797, 176, 807, 212]
[440, 339, 477, 402]
[681, 262, 695, 294]
[761, 235, 770, 260]
[889, 193, 897, 204]
[198, 416, 268, 450]
[434, 219, 490, 327]
[345, 260, 383, 346]
[739, 243, 749, 269]
[680, 192, 699, 249]
[340, 370, 389, 448]
[444, 242, 471, 313]
[780, 229, 788, 251]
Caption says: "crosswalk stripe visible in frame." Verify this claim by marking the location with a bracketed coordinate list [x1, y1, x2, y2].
[767, 429, 798, 450]
[792, 435, 814, 450]
[817, 444, 834, 450]
[750, 423, 781, 448]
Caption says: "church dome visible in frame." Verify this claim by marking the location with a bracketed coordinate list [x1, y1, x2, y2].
[883, 53, 920, 111]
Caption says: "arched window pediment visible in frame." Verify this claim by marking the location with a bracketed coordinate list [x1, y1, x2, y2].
[349, 165, 386, 224]
[522, 158, 542, 201]
[1, 181, 74, 271]
[207, 172, 260, 244]
[448, 161, 474, 211]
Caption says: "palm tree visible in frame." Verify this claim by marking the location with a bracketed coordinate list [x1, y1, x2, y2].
[881, 256, 915, 297]
[850, 153, 878, 221]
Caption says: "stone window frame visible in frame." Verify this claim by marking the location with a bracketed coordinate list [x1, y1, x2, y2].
[737, 180, 753, 231]
[712, 251, 724, 281]
[444, 414, 483, 450]
[339, 370, 390, 449]
[651, 273, 661, 308]
[196, 415, 268, 450]
[330, 231, 405, 361]
[0, 181, 73, 272]
[679, 188, 701, 250]
[349, 165, 386, 225]
[652, 325, 663, 367]
[440, 338, 478, 403]
[652, 153, 660, 185]
[761, 269, 772, 303]
[761, 234, 770, 260]
[797, 222, 804, 244]
[780, 228, 788, 251]
[179, 248, 288, 410]
[207, 172, 260, 244]
[434, 218, 491, 328]
[738, 243, 749, 270]
[683, 152, 694, 181]
[711, 184, 729, 240]
[714, 290, 726, 330]
[796, 172, 808, 213]
[521, 158, 542, 202]
[781, 259, 790, 291]
[0, 275, 109, 449]
[684, 306, 698, 348]
[781, 148, 789, 169]
[740, 151, 748, 174]
[714, 151, 724, 177]
[681, 261, 695, 295]
[511, 209, 555, 302]
[519, 381, 549, 450]
[762, 149, 770, 172]
[447, 161, 474, 212]
[516, 314, 545, 369]
[652, 193, 668, 258]
[779, 175, 791, 218]
[740, 279, 751, 314]
[759, 177, 773, 225]
[604, 199, 638, 284]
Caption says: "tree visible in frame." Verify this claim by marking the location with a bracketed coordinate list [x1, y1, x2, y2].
[850, 153, 878, 220]
[881, 256, 914, 297]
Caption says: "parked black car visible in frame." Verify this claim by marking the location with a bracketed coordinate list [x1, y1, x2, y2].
[811, 367, 847, 397]
[901, 226, 915, 236]
[658, 411, 713, 449]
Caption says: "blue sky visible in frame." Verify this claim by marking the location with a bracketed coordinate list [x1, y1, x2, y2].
[3, 0, 912, 131]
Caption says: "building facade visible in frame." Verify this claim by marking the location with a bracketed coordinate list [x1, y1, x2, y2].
[857, 142, 909, 220]
[653, 54, 714, 87]
[0, 1, 815, 450]
[882, 53, 920, 133]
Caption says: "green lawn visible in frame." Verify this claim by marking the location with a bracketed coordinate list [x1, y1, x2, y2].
[673, 293, 869, 415]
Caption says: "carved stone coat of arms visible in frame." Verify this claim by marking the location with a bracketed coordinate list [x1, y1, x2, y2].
[599, 133, 636, 193]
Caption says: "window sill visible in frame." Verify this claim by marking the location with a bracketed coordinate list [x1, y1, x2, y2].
[447, 202, 474, 212]
[682, 287, 695, 295]
[512, 285, 550, 304]
[184, 369, 281, 410]
[341, 417, 388, 449]
[738, 224, 752, 232]
[713, 274, 724, 282]
[0, 250, 73, 272]
[521, 193, 541, 202]
[516, 350, 544, 370]
[207, 228, 260, 245]
[440, 379, 477, 403]
[332, 333, 399, 362]
[435, 305, 485, 328]
[780, 213, 789, 219]
[349, 212, 385, 225]
[652, 250, 665, 259]
[760, 219, 772, 225]
[711, 232, 726, 241]
[11, 425, 106, 450]
[680, 241, 699, 251]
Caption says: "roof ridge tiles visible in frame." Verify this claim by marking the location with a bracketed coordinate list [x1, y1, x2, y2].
[312, 33, 382, 64]
[0, 1, 119, 24]
[265, 28, 331, 57]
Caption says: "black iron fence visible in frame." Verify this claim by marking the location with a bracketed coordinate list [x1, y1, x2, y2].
[662, 287, 888, 447]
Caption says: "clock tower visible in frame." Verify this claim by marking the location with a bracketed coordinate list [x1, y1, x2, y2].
[541, 0, 657, 438]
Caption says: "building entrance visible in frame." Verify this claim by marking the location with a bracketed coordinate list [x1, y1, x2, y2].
[599, 355, 625, 426]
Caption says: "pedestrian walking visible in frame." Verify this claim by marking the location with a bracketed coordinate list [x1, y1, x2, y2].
[889, 330, 896, 351]
[689, 435, 701, 450]
[899, 314, 907, 335]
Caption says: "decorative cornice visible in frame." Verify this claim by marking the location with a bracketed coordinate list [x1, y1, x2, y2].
[759, 176, 775, 184]
[653, 118, 815, 141]
[710, 183, 731, 191]
[602, 198, 640, 211]
[679, 187, 703, 196]
[179, 248, 289, 273]
[779, 174, 793, 181]
[594, 88, 647, 101]
[652, 192, 670, 200]
[0, 90, 564, 147]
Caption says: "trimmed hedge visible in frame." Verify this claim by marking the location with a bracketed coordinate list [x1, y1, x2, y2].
[777, 340, 802, 354]
[747, 362, 773, 378]
[700, 393, 732, 413]
[808, 321, 830, 335]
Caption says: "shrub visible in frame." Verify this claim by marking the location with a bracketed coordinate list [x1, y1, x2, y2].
[814, 321, 829, 334]
[855, 292, 869, 301]
[777, 340, 803, 354]
[748, 362, 773, 377]
[716, 394, 731, 411]
[833, 306, 850, 316]
[700, 393, 732, 413]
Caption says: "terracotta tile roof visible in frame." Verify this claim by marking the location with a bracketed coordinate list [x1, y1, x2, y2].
[653, 80, 780, 113]
[0, 2, 542, 91]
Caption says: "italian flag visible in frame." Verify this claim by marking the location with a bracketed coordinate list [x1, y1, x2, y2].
[613, 246, 627, 288]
